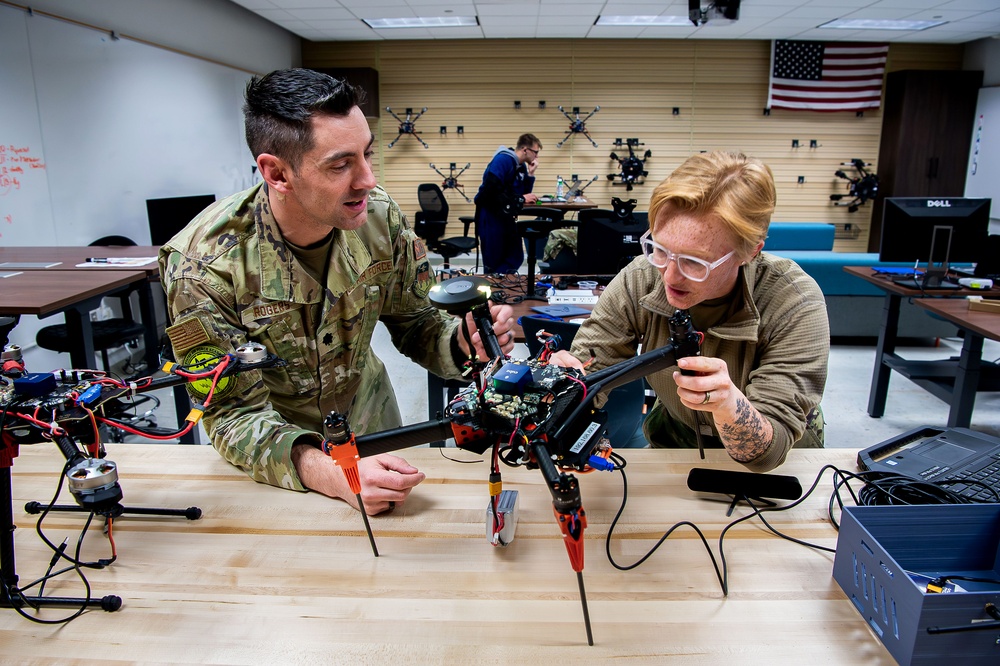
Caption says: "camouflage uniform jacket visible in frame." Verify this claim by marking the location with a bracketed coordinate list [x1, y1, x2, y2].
[159, 183, 463, 491]
[568, 251, 829, 473]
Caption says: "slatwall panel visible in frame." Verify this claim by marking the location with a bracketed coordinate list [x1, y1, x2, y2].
[303, 39, 964, 253]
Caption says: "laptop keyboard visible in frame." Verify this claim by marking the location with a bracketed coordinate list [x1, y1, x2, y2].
[939, 452, 1000, 501]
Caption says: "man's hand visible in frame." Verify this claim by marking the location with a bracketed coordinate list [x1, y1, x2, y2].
[291, 446, 426, 515]
[522, 193, 539, 205]
[456, 303, 516, 360]
[526, 158, 539, 176]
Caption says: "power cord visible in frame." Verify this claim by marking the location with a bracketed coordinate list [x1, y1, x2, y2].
[604, 459, 1000, 598]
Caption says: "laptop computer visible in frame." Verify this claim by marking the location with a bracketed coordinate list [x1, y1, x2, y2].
[857, 426, 1000, 502]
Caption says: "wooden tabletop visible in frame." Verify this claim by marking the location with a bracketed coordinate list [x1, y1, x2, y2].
[843, 265, 1000, 298]
[0, 269, 148, 317]
[0, 246, 161, 276]
[915, 297, 1000, 341]
[1, 445, 893, 664]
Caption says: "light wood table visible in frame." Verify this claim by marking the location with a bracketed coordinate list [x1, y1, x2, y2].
[1, 445, 893, 664]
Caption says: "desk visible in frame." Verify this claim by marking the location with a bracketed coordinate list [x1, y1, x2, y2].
[843, 266, 1000, 426]
[914, 298, 1000, 427]
[1, 444, 892, 664]
[0, 246, 162, 373]
[0, 245, 161, 270]
[0, 246, 197, 443]
[0, 269, 148, 369]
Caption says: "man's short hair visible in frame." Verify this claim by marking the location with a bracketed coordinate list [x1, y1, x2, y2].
[516, 133, 542, 151]
[243, 68, 367, 170]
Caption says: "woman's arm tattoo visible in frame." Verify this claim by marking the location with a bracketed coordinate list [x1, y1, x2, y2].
[719, 397, 770, 462]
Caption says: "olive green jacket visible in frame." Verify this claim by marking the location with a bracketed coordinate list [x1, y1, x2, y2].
[569, 252, 829, 472]
[159, 183, 462, 490]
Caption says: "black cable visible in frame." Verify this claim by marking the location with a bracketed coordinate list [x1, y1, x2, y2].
[604, 458, 728, 595]
[3, 461, 94, 624]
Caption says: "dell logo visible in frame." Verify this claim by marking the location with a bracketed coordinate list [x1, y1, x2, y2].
[927, 200, 952, 207]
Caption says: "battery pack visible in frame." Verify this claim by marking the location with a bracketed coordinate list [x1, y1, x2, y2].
[486, 489, 519, 547]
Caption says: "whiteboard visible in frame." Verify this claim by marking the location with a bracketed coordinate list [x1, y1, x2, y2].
[0, 5, 255, 247]
[965, 85, 1000, 231]
[0, 6, 56, 242]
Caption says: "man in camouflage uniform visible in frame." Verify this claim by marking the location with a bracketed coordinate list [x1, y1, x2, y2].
[159, 69, 515, 515]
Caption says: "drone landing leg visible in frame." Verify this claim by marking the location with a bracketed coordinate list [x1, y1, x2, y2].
[533, 441, 594, 646]
[23, 502, 202, 520]
[1, 450, 121, 614]
[555, 505, 594, 646]
[324, 413, 379, 557]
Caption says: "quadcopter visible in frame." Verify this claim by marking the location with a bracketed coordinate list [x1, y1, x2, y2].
[607, 138, 652, 191]
[0, 329, 283, 618]
[1, 291, 704, 644]
[830, 159, 879, 213]
[320, 277, 703, 645]
[386, 106, 429, 149]
[556, 106, 600, 148]
[429, 162, 473, 203]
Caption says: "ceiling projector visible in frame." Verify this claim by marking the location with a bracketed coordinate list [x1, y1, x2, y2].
[689, 0, 741, 26]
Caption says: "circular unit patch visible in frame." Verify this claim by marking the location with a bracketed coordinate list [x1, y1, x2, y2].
[182, 345, 237, 401]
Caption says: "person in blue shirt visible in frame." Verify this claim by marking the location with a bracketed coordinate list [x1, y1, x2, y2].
[474, 134, 540, 273]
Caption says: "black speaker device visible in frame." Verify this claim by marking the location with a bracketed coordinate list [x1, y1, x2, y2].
[686, 467, 802, 515]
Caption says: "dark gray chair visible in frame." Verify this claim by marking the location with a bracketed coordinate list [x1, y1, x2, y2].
[414, 183, 478, 270]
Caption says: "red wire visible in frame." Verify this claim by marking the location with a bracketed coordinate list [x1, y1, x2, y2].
[14, 412, 66, 436]
[97, 354, 230, 441]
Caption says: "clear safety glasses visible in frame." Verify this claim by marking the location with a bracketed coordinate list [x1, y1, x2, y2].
[639, 230, 735, 282]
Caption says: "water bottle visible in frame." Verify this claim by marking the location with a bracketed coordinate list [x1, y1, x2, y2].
[556, 176, 565, 199]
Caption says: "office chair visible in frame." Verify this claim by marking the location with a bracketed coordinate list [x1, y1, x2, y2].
[1, 315, 19, 349]
[414, 183, 478, 271]
[519, 316, 648, 448]
[515, 207, 568, 301]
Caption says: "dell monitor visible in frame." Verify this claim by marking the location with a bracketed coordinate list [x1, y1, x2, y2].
[146, 194, 217, 246]
[878, 197, 991, 289]
[576, 211, 649, 276]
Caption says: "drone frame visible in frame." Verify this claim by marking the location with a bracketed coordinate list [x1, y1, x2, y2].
[607, 138, 652, 191]
[556, 106, 600, 148]
[429, 162, 473, 203]
[830, 158, 878, 214]
[386, 106, 429, 149]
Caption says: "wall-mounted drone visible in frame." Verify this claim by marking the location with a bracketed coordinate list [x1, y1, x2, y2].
[429, 162, 473, 203]
[565, 175, 599, 198]
[386, 107, 429, 149]
[830, 159, 879, 213]
[556, 106, 600, 148]
[607, 138, 651, 191]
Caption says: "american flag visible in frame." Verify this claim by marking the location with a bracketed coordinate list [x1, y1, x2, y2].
[767, 40, 888, 112]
